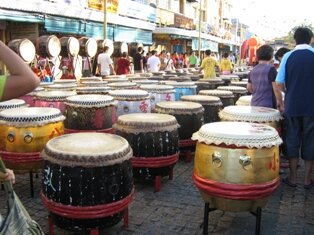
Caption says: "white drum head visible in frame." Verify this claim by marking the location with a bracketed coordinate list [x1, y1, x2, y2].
[103, 39, 114, 57]
[47, 36, 61, 57]
[85, 38, 97, 57]
[19, 39, 36, 64]
[68, 37, 80, 57]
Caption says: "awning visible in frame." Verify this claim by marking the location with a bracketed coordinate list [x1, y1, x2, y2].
[85, 21, 114, 40]
[114, 26, 152, 45]
[192, 38, 218, 52]
[44, 16, 85, 35]
[0, 8, 43, 23]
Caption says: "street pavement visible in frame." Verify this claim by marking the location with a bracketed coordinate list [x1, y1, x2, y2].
[1, 155, 314, 235]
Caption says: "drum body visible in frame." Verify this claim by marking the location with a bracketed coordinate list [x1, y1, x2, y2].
[155, 101, 204, 140]
[180, 95, 223, 124]
[199, 89, 235, 107]
[41, 133, 134, 231]
[8, 38, 36, 63]
[0, 99, 27, 111]
[114, 113, 179, 178]
[192, 122, 282, 212]
[60, 37, 80, 57]
[109, 90, 151, 117]
[19, 87, 45, 107]
[64, 95, 117, 132]
[79, 37, 97, 57]
[36, 35, 61, 58]
[34, 90, 76, 113]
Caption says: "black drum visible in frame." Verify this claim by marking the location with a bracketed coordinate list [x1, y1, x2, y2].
[112, 41, 128, 57]
[96, 39, 114, 56]
[41, 132, 134, 231]
[59, 37, 80, 57]
[129, 42, 143, 58]
[114, 113, 179, 179]
[36, 35, 61, 58]
[78, 37, 97, 57]
[8, 38, 36, 63]
[217, 86, 248, 103]
[199, 89, 235, 107]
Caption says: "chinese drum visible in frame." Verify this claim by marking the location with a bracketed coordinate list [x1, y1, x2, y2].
[0, 99, 27, 111]
[34, 90, 76, 113]
[140, 85, 175, 112]
[59, 37, 80, 57]
[46, 83, 77, 91]
[230, 80, 248, 88]
[0, 107, 65, 170]
[114, 113, 179, 178]
[79, 77, 103, 83]
[195, 78, 224, 93]
[54, 79, 77, 85]
[63, 94, 117, 133]
[217, 86, 247, 102]
[41, 133, 134, 231]
[236, 95, 252, 106]
[199, 89, 235, 107]
[76, 86, 110, 95]
[36, 35, 61, 58]
[180, 95, 223, 124]
[104, 77, 128, 83]
[219, 74, 240, 86]
[134, 80, 159, 85]
[107, 82, 138, 90]
[112, 41, 128, 57]
[109, 90, 151, 117]
[19, 87, 44, 107]
[219, 105, 282, 131]
[80, 81, 108, 87]
[97, 39, 114, 56]
[192, 122, 282, 212]
[166, 82, 197, 101]
[168, 76, 191, 82]
[155, 101, 204, 141]
[8, 38, 36, 64]
[78, 37, 97, 58]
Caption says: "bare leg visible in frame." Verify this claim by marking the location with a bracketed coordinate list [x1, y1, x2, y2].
[288, 158, 299, 184]
[304, 160, 314, 185]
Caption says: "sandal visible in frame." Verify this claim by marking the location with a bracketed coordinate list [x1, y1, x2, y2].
[282, 177, 297, 188]
[304, 180, 314, 189]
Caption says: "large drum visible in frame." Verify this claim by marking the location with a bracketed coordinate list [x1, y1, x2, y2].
[219, 74, 240, 86]
[76, 86, 110, 95]
[0, 99, 27, 111]
[112, 41, 128, 57]
[165, 82, 197, 101]
[8, 38, 36, 64]
[107, 82, 138, 90]
[155, 101, 204, 141]
[80, 81, 108, 87]
[0, 107, 64, 170]
[219, 105, 282, 130]
[78, 37, 97, 57]
[19, 87, 45, 107]
[180, 95, 222, 124]
[64, 94, 117, 133]
[109, 90, 151, 117]
[41, 133, 134, 231]
[217, 86, 247, 103]
[236, 95, 252, 106]
[97, 39, 114, 56]
[46, 83, 77, 91]
[59, 37, 80, 57]
[36, 35, 61, 58]
[34, 90, 77, 113]
[140, 85, 175, 112]
[199, 89, 235, 107]
[195, 78, 224, 93]
[192, 122, 282, 212]
[114, 113, 179, 180]
[129, 42, 143, 58]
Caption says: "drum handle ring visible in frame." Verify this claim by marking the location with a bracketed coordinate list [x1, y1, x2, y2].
[212, 151, 222, 167]
[239, 154, 252, 169]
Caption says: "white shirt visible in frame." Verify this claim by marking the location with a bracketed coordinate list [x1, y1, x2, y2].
[165, 58, 174, 71]
[147, 55, 160, 72]
[97, 53, 113, 76]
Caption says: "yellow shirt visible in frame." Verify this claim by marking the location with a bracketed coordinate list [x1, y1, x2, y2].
[200, 56, 218, 79]
[220, 58, 233, 72]
[0, 75, 7, 100]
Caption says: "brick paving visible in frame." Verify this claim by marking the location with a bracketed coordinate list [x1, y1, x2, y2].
[1, 156, 314, 235]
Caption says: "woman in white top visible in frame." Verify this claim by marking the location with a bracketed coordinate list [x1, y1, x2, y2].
[164, 52, 175, 71]
[146, 50, 160, 72]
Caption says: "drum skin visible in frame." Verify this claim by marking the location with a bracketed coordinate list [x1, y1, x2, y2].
[79, 37, 97, 57]
[194, 142, 279, 212]
[8, 38, 36, 63]
[60, 37, 80, 57]
[41, 133, 134, 231]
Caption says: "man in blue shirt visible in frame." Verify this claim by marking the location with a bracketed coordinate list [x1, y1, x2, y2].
[275, 27, 314, 189]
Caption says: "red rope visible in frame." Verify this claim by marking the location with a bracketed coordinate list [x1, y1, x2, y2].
[41, 189, 134, 219]
[192, 172, 280, 200]
[0, 150, 41, 163]
[179, 139, 196, 148]
[131, 153, 179, 168]
[64, 128, 115, 134]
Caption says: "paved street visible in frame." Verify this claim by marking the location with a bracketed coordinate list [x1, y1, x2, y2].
[1, 155, 314, 235]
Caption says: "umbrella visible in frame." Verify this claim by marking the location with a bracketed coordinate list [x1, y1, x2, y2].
[0, 158, 44, 235]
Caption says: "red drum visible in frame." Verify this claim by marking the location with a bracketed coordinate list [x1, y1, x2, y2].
[8, 38, 36, 63]
[180, 95, 222, 123]
[140, 85, 175, 112]
[34, 90, 76, 113]
[78, 37, 97, 57]
[108, 82, 138, 90]
[41, 132, 134, 231]
[59, 37, 80, 57]
[0, 99, 27, 111]
[192, 122, 282, 212]
[236, 95, 252, 106]
[36, 35, 61, 58]
[199, 89, 235, 107]
[114, 113, 179, 190]
[109, 89, 151, 117]
[64, 94, 117, 132]
[112, 42, 128, 57]
[19, 87, 45, 107]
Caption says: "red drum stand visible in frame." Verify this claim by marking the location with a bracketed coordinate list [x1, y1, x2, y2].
[179, 139, 197, 162]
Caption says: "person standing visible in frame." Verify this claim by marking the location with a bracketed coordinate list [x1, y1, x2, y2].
[164, 52, 175, 71]
[146, 50, 160, 72]
[97, 46, 116, 78]
[198, 49, 219, 79]
[133, 47, 144, 74]
[220, 52, 233, 75]
[275, 27, 314, 189]
[189, 51, 198, 68]
[116, 52, 131, 75]
[247, 45, 277, 108]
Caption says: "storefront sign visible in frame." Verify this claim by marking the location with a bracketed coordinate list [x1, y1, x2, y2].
[157, 9, 174, 26]
[88, 0, 118, 14]
[118, 0, 156, 22]
[173, 13, 194, 30]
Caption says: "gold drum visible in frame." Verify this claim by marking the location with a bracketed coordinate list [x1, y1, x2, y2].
[192, 122, 282, 212]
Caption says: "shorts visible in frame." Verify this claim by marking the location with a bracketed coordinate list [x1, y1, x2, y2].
[283, 116, 314, 160]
